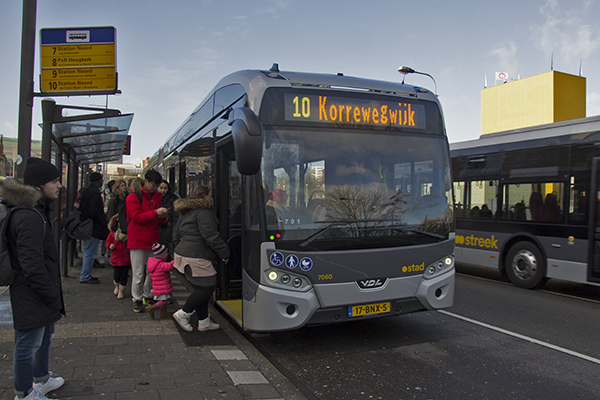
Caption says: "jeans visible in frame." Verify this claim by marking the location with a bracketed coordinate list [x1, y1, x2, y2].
[130, 249, 153, 302]
[80, 237, 100, 281]
[13, 324, 54, 397]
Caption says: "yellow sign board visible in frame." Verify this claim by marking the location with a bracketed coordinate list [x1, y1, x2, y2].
[40, 27, 117, 94]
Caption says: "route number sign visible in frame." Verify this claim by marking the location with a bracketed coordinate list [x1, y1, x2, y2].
[40, 27, 117, 94]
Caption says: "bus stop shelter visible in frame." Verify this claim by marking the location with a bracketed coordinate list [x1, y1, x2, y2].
[41, 98, 133, 275]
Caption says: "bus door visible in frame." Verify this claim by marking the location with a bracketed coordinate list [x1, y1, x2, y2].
[214, 140, 244, 324]
[589, 158, 600, 282]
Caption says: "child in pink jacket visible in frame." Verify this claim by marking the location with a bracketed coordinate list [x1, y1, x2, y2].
[146, 243, 175, 319]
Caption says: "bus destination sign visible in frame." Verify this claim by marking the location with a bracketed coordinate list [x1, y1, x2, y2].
[284, 93, 426, 129]
[40, 27, 117, 94]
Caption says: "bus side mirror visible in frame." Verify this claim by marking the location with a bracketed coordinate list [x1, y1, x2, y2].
[228, 107, 264, 175]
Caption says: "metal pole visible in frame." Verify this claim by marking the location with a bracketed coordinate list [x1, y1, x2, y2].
[41, 99, 56, 161]
[16, 0, 37, 178]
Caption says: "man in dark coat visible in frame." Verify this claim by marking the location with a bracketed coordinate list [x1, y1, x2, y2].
[0, 157, 66, 399]
[79, 172, 109, 284]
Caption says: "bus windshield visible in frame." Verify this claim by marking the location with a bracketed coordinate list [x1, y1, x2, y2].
[261, 128, 453, 249]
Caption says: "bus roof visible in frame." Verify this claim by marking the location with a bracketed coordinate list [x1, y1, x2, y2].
[210, 68, 440, 114]
[156, 67, 441, 159]
[450, 115, 600, 157]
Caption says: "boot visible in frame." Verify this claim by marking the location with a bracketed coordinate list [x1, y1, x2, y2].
[117, 285, 126, 300]
[173, 309, 194, 332]
[198, 315, 220, 331]
[146, 304, 159, 319]
[159, 307, 169, 319]
[113, 281, 119, 296]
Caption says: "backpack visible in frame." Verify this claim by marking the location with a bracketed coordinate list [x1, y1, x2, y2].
[62, 208, 93, 240]
[121, 192, 144, 234]
[0, 203, 46, 286]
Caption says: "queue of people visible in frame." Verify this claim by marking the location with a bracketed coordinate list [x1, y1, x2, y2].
[3, 159, 232, 399]
[83, 171, 229, 331]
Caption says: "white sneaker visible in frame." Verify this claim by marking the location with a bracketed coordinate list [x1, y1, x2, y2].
[33, 375, 64, 395]
[198, 316, 220, 331]
[14, 388, 52, 399]
[173, 309, 193, 332]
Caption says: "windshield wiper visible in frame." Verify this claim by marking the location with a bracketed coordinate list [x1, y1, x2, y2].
[298, 221, 446, 248]
[397, 225, 446, 239]
[298, 219, 381, 248]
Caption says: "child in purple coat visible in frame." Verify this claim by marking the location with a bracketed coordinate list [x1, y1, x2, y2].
[146, 243, 175, 319]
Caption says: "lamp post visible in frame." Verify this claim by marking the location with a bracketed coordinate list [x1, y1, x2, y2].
[398, 66, 437, 96]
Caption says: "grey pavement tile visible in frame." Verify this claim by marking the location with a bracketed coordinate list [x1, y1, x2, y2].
[210, 371, 235, 386]
[126, 352, 166, 365]
[226, 371, 269, 386]
[96, 336, 128, 346]
[52, 380, 97, 398]
[94, 353, 132, 365]
[172, 372, 216, 387]
[112, 342, 151, 354]
[115, 389, 160, 400]
[148, 362, 188, 377]
[108, 363, 152, 379]
[212, 349, 248, 360]
[185, 359, 223, 374]
[71, 365, 113, 381]
[199, 385, 244, 400]
[91, 377, 137, 393]
[61, 395, 116, 400]
[238, 383, 284, 399]
[53, 355, 95, 368]
[219, 360, 258, 371]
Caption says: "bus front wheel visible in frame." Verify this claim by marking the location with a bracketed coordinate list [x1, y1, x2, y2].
[505, 242, 547, 289]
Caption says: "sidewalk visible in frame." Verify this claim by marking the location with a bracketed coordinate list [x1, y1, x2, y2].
[0, 262, 307, 400]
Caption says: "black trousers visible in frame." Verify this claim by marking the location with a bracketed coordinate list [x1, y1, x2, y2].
[182, 283, 215, 320]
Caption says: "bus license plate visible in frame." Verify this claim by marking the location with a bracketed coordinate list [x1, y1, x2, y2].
[348, 302, 391, 317]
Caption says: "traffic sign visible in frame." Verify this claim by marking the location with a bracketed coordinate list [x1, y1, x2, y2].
[40, 27, 117, 94]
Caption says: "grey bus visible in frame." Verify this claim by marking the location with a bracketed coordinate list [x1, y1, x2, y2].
[451, 115, 600, 289]
[149, 65, 455, 331]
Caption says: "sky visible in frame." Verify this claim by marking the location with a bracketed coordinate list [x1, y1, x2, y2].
[1, 0, 600, 166]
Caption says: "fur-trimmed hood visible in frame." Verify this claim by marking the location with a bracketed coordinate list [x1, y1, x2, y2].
[173, 198, 212, 214]
[0, 179, 41, 207]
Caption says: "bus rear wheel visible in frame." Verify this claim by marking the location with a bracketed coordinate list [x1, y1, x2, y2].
[505, 242, 547, 289]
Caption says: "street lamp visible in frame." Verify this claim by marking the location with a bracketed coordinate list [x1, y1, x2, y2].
[398, 66, 437, 96]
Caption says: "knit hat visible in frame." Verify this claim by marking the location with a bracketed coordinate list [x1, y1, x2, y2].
[90, 172, 103, 182]
[23, 157, 61, 187]
[152, 243, 167, 256]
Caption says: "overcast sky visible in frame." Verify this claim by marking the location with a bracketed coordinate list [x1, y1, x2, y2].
[1, 0, 599, 165]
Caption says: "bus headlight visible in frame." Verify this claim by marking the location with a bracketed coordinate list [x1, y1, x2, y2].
[268, 270, 279, 281]
[423, 255, 454, 280]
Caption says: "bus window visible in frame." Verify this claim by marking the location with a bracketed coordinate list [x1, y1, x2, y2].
[465, 180, 497, 219]
[453, 181, 466, 218]
[502, 182, 564, 222]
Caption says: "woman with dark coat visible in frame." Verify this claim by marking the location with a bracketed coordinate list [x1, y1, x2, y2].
[171, 185, 229, 332]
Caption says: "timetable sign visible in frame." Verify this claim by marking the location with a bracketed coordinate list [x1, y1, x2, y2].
[40, 27, 117, 94]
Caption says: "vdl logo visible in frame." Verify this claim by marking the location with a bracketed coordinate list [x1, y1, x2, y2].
[356, 278, 387, 289]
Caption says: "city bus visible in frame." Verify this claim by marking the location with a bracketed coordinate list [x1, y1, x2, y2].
[149, 65, 455, 331]
[451, 115, 600, 289]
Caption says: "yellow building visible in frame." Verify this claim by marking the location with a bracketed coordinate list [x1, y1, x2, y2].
[481, 70, 586, 135]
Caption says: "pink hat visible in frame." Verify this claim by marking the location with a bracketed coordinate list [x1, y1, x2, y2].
[152, 243, 167, 256]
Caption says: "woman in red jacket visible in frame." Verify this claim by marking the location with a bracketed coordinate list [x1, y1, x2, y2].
[126, 170, 167, 313]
